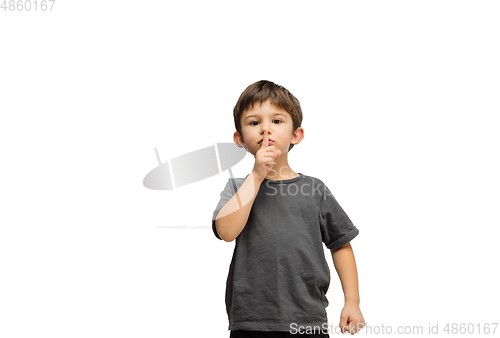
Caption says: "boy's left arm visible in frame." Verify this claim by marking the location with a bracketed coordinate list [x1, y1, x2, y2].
[331, 242, 366, 335]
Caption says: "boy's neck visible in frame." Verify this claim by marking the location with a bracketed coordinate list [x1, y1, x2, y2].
[264, 171, 300, 181]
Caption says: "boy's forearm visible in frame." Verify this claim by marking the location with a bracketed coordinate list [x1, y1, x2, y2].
[331, 243, 360, 304]
[215, 171, 264, 242]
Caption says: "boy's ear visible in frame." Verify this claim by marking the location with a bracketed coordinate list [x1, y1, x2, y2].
[291, 127, 305, 145]
[233, 131, 246, 148]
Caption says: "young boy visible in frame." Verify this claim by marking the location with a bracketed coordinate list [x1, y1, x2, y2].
[212, 80, 365, 337]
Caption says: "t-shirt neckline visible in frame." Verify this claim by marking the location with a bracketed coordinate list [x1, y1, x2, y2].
[262, 173, 304, 184]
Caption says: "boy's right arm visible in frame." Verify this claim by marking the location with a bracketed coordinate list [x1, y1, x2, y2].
[215, 170, 264, 242]
[215, 130, 280, 242]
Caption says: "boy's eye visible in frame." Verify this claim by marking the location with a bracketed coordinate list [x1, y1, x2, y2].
[250, 119, 282, 126]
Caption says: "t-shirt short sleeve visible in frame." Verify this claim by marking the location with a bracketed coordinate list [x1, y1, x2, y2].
[211, 179, 238, 240]
[317, 180, 359, 250]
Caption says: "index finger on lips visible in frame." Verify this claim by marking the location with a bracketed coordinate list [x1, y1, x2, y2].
[262, 130, 269, 147]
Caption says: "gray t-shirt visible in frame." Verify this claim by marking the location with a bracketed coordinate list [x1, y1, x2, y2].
[212, 173, 359, 331]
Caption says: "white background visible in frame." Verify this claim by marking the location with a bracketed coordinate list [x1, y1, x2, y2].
[1, 1, 499, 337]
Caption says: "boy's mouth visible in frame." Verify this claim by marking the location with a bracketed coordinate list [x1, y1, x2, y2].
[259, 139, 274, 145]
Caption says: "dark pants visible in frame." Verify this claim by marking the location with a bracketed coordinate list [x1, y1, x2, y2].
[230, 329, 329, 338]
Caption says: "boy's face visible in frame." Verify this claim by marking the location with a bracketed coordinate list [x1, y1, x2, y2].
[234, 99, 303, 156]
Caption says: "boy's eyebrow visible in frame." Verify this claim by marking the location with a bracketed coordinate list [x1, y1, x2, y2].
[245, 112, 287, 120]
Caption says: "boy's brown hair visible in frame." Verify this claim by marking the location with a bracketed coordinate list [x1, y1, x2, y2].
[233, 80, 303, 152]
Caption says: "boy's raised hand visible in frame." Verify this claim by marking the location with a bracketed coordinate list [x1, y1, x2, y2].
[252, 130, 282, 181]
